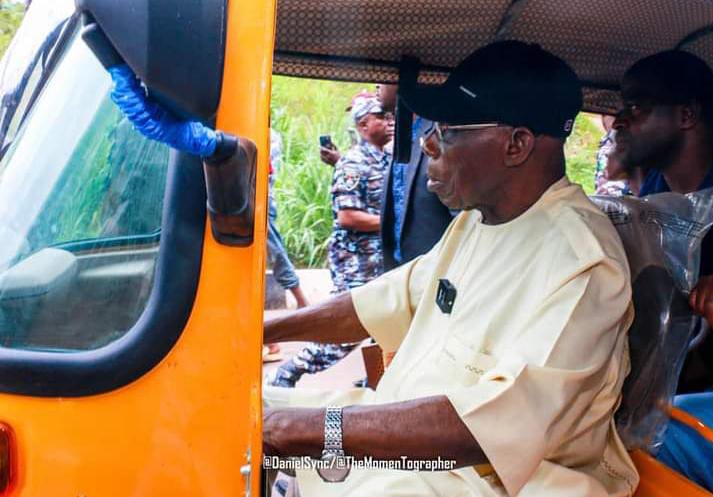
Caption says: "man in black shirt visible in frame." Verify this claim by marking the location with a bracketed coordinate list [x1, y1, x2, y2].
[376, 84, 455, 271]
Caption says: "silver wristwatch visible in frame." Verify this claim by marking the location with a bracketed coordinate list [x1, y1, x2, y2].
[316, 406, 351, 483]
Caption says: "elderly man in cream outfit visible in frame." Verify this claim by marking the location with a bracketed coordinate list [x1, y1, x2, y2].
[263, 41, 638, 497]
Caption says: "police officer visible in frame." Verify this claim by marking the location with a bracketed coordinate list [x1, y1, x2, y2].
[329, 91, 393, 290]
[270, 92, 393, 387]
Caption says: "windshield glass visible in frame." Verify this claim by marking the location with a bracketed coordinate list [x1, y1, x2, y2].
[0, 24, 169, 352]
[0, 27, 169, 272]
[0, 0, 74, 152]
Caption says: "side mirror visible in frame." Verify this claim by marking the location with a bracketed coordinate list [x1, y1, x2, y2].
[75, 0, 226, 121]
[203, 134, 257, 247]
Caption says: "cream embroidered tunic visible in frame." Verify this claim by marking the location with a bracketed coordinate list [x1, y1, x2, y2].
[265, 178, 639, 497]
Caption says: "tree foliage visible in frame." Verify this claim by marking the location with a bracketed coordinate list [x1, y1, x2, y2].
[0, 2, 25, 59]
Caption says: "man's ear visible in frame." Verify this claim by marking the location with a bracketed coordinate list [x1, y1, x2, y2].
[679, 101, 701, 130]
[504, 127, 536, 167]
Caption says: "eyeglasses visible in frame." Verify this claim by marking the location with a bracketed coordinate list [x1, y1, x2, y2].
[420, 122, 500, 158]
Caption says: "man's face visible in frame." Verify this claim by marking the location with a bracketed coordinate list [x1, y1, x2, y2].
[611, 76, 683, 172]
[423, 126, 509, 211]
[358, 112, 395, 148]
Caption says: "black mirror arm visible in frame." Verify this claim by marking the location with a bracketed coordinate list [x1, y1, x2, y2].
[203, 132, 257, 247]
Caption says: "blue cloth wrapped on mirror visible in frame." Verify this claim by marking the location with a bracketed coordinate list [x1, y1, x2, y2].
[108, 64, 216, 157]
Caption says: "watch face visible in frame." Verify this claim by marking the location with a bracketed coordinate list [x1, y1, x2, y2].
[316, 454, 350, 483]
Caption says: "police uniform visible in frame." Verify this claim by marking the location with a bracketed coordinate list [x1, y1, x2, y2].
[328, 140, 388, 292]
[270, 93, 390, 388]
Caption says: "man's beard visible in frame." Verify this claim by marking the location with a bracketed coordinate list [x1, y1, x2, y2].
[616, 134, 682, 174]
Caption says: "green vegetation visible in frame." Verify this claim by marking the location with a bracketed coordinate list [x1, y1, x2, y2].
[0, 2, 25, 58]
[27, 98, 168, 251]
[271, 76, 602, 268]
[566, 113, 602, 195]
[271, 76, 369, 267]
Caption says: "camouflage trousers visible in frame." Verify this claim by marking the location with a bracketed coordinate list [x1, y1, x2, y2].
[269, 342, 360, 388]
[269, 272, 378, 387]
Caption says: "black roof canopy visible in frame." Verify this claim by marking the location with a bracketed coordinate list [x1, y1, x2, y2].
[273, 0, 713, 113]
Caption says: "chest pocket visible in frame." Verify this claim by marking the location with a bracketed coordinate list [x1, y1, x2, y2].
[436, 334, 498, 386]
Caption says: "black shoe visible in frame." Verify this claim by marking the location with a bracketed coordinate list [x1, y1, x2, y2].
[270, 371, 297, 388]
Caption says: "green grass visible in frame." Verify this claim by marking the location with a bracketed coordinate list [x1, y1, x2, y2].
[271, 76, 370, 267]
[271, 76, 603, 268]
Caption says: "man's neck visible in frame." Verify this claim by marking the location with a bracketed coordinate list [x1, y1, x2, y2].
[480, 173, 564, 225]
[364, 139, 383, 152]
[662, 141, 713, 193]
[479, 152, 566, 225]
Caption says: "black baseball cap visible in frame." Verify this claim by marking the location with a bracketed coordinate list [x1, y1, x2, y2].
[399, 40, 582, 138]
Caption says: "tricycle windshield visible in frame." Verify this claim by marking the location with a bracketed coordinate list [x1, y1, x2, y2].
[0, 0, 74, 154]
[0, 25, 169, 351]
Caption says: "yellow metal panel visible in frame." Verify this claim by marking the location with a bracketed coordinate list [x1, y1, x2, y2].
[0, 0, 275, 495]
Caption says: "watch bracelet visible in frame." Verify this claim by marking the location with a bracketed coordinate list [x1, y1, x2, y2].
[323, 406, 344, 452]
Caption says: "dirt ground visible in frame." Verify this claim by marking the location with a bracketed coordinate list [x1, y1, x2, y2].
[263, 268, 366, 389]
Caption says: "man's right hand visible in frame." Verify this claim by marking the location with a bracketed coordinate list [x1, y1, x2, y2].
[320, 146, 341, 166]
[690, 274, 713, 327]
[337, 209, 380, 232]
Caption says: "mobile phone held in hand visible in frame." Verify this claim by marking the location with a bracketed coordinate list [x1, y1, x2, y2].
[319, 134, 334, 149]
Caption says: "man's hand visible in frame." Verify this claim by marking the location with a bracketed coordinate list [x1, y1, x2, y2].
[337, 209, 380, 232]
[263, 408, 281, 457]
[320, 146, 341, 166]
[690, 274, 713, 327]
[263, 407, 323, 458]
